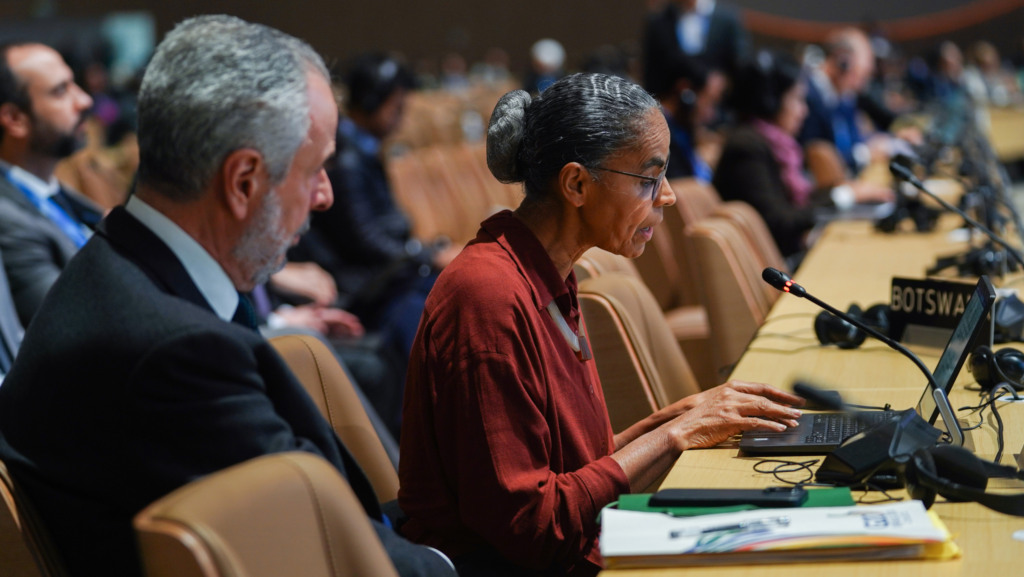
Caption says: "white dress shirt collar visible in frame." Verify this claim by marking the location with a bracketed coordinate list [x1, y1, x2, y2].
[6, 164, 59, 200]
[125, 196, 239, 321]
[694, 0, 715, 16]
[678, 0, 716, 55]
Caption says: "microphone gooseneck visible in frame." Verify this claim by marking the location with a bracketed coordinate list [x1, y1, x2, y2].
[889, 161, 1024, 271]
[762, 267, 938, 391]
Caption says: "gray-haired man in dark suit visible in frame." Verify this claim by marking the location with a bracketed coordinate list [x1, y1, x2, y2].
[0, 15, 454, 577]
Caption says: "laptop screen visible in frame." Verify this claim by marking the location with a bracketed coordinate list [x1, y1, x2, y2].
[916, 276, 996, 424]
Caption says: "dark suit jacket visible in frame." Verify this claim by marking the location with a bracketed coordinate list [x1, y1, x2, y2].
[642, 1, 748, 92]
[0, 246, 22, 375]
[0, 176, 80, 326]
[311, 121, 414, 296]
[713, 125, 819, 257]
[0, 207, 452, 577]
[302, 120, 435, 324]
[797, 78, 863, 173]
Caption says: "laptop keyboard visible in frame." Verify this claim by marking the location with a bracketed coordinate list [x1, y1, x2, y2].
[805, 411, 893, 445]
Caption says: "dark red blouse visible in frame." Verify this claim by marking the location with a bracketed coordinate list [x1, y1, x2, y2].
[399, 210, 629, 576]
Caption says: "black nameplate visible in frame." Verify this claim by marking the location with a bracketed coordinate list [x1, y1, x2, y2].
[890, 277, 990, 347]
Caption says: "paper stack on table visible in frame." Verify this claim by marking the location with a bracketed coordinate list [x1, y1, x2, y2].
[601, 500, 959, 569]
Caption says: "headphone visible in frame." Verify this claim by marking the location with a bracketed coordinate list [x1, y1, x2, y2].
[814, 303, 890, 349]
[968, 345, 1024, 391]
[902, 443, 1024, 515]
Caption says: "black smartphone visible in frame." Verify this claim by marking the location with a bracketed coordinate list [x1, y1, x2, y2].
[647, 487, 808, 508]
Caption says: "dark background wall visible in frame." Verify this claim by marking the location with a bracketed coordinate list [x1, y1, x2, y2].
[0, 1, 1022, 78]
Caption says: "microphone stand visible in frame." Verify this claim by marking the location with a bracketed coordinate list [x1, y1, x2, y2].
[890, 162, 1024, 275]
[761, 268, 949, 487]
[761, 267, 939, 392]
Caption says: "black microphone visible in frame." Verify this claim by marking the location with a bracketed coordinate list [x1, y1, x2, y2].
[762, 267, 938, 391]
[792, 381, 844, 411]
[889, 161, 1024, 271]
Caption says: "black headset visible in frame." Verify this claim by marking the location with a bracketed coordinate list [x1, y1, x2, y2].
[814, 304, 890, 349]
[968, 345, 1024, 391]
[902, 443, 1024, 515]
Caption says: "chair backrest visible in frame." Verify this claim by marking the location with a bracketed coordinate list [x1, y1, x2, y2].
[573, 248, 640, 282]
[630, 217, 684, 310]
[713, 200, 787, 309]
[685, 216, 770, 378]
[269, 334, 399, 503]
[713, 201, 787, 274]
[655, 178, 724, 309]
[134, 452, 399, 577]
[669, 177, 722, 228]
[578, 273, 701, 432]
[0, 459, 67, 577]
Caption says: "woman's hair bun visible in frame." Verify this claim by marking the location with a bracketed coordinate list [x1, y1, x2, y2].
[486, 89, 532, 183]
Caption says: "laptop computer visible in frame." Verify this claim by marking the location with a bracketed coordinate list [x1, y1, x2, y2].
[739, 275, 997, 455]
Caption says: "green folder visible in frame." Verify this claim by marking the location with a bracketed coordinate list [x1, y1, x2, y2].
[614, 487, 854, 517]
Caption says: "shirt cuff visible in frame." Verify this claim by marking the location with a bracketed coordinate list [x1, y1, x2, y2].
[266, 307, 291, 330]
[830, 184, 855, 211]
[426, 546, 457, 572]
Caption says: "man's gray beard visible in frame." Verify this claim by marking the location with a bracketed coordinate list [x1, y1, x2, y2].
[234, 188, 290, 289]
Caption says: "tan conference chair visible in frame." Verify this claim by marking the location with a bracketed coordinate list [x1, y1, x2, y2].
[573, 247, 640, 282]
[134, 452, 399, 577]
[686, 216, 771, 379]
[269, 334, 399, 503]
[0, 459, 67, 577]
[578, 272, 702, 433]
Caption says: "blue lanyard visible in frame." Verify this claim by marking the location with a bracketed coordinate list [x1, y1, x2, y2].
[4, 172, 90, 249]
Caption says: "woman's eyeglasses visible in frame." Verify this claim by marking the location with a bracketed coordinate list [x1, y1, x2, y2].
[590, 165, 668, 202]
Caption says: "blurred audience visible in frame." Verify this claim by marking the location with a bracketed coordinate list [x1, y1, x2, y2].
[714, 50, 893, 261]
[798, 27, 883, 174]
[439, 52, 470, 92]
[962, 40, 1023, 107]
[0, 42, 102, 325]
[523, 38, 566, 94]
[642, 0, 748, 91]
[650, 53, 724, 181]
[469, 47, 513, 88]
[295, 53, 459, 429]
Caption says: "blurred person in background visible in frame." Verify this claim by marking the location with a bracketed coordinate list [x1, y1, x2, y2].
[798, 27, 883, 174]
[715, 50, 892, 263]
[0, 42, 102, 325]
[962, 40, 1023, 107]
[524, 38, 566, 94]
[642, 0, 748, 92]
[649, 52, 725, 182]
[295, 53, 459, 433]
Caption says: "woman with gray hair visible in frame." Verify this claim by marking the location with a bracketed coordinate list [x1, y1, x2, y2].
[398, 73, 804, 576]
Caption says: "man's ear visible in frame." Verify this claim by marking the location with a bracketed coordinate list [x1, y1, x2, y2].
[219, 148, 268, 221]
[558, 162, 591, 209]
[0, 102, 30, 139]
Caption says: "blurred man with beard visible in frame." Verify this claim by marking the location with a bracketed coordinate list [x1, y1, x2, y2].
[0, 42, 101, 324]
[0, 16, 455, 577]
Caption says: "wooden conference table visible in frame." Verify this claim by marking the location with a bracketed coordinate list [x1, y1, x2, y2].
[600, 214, 1024, 576]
